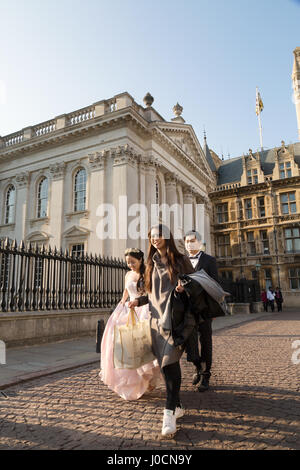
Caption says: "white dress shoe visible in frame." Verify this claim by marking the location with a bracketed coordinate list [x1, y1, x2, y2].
[161, 409, 176, 437]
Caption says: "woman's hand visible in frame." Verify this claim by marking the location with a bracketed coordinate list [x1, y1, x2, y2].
[128, 299, 139, 308]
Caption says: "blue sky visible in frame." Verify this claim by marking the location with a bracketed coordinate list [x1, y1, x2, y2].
[0, 0, 299, 158]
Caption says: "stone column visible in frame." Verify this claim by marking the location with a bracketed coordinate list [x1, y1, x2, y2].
[48, 162, 65, 249]
[182, 187, 194, 236]
[14, 172, 30, 244]
[88, 151, 108, 256]
[112, 145, 139, 258]
[164, 173, 179, 238]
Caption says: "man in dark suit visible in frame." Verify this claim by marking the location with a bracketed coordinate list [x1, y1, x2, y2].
[184, 230, 219, 392]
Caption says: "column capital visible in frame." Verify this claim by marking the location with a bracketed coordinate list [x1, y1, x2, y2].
[49, 162, 66, 180]
[112, 145, 139, 167]
[165, 172, 179, 186]
[88, 150, 109, 170]
[14, 171, 30, 188]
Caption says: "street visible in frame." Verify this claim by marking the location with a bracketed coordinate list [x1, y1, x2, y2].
[0, 311, 299, 450]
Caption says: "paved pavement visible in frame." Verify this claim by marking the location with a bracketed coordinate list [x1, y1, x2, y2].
[0, 310, 273, 390]
[0, 309, 299, 450]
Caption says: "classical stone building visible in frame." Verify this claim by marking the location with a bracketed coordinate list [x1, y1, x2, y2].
[0, 92, 215, 259]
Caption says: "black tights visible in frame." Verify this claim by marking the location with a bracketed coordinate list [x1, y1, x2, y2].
[161, 362, 181, 411]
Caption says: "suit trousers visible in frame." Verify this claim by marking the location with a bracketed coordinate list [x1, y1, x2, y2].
[186, 318, 213, 378]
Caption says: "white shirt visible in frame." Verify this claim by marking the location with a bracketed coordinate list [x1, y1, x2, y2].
[267, 290, 275, 301]
[189, 251, 202, 269]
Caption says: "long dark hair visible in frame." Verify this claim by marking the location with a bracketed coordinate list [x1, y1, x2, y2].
[124, 248, 145, 294]
[144, 224, 184, 292]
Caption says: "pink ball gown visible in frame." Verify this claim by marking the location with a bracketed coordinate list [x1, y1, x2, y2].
[99, 279, 161, 400]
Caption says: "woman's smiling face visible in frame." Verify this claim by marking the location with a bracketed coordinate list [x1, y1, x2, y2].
[126, 255, 141, 272]
[150, 228, 166, 250]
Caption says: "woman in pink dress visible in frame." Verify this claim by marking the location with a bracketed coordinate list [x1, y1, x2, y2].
[100, 248, 161, 400]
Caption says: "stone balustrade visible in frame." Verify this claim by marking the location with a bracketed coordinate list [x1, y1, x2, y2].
[0, 93, 136, 150]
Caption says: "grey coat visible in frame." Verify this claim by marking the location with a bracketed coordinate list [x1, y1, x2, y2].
[137, 252, 194, 368]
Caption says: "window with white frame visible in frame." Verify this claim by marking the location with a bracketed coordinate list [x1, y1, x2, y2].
[74, 169, 87, 212]
[5, 185, 16, 224]
[37, 177, 48, 218]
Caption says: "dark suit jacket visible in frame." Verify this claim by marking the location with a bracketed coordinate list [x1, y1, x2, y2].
[194, 252, 219, 282]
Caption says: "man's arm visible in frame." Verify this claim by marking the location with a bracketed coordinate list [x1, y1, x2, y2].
[206, 255, 219, 283]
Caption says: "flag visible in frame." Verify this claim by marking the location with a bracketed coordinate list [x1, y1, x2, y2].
[256, 88, 264, 115]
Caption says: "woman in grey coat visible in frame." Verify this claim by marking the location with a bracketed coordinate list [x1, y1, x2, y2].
[128, 224, 193, 437]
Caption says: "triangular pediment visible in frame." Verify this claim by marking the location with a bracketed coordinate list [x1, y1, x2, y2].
[63, 225, 91, 238]
[155, 123, 214, 180]
[26, 231, 52, 242]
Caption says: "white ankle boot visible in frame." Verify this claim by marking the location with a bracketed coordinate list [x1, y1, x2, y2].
[161, 409, 177, 437]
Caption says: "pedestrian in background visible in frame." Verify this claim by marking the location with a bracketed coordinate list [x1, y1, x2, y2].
[275, 287, 283, 312]
[261, 289, 268, 312]
[267, 287, 275, 312]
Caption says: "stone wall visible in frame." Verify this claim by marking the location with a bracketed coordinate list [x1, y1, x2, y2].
[0, 309, 112, 348]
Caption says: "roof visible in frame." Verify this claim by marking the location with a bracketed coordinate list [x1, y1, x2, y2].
[203, 136, 217, 172]
[216, 142, 300, 185]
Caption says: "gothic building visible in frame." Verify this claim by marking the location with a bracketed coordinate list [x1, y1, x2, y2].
[206, 47, 300, 307]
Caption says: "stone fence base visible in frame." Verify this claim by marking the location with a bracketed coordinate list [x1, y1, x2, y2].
[227, 303, 250, 315]
[227, 302, 265, 315]
[0, 309, 112, 348]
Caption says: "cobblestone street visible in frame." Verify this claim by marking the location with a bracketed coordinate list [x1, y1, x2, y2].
[0, 311, 300, 451]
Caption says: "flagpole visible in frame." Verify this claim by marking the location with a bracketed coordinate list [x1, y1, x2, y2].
[256, 86, 263, 151]
[257, 111, 263, 150]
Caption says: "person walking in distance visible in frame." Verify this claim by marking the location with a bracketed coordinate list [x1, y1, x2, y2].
[261, 289, 268, 312]
[128, 224, 194, 438]
[275, 286, 283, 312]
[267, 287, 275, 312]
[184, 230, 219, 392]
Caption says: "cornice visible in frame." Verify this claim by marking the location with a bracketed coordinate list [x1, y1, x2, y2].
[154, 123, 214, 179]
[0, 108, 150, 160]
[149, 126, 214, 186]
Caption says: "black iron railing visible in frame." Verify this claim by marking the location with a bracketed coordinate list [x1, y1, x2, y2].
[0, 239, 128, 312]
[219, 278, 261, 304]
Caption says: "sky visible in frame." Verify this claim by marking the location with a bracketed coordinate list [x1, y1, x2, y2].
[0, 0, 299, 159]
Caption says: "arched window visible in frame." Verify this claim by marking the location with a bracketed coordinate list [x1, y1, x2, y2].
[5, 185, 16, 224]
[37, 177, 48, 218]
[74, 168, 86, 212]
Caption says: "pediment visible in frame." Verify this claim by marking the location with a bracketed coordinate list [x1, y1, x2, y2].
[26, 231, 52, 242]
[63, 225, 91, 238]
[155, 124, 214, 179]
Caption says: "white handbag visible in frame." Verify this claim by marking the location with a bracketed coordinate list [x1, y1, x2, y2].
[113, 307, 155, 369]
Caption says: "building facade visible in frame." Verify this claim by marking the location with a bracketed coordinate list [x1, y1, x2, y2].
[209, 142, 300, 307]
[0, 92, 215, 260]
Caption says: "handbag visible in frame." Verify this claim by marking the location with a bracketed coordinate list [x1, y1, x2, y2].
[113, 307, 155, 369]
